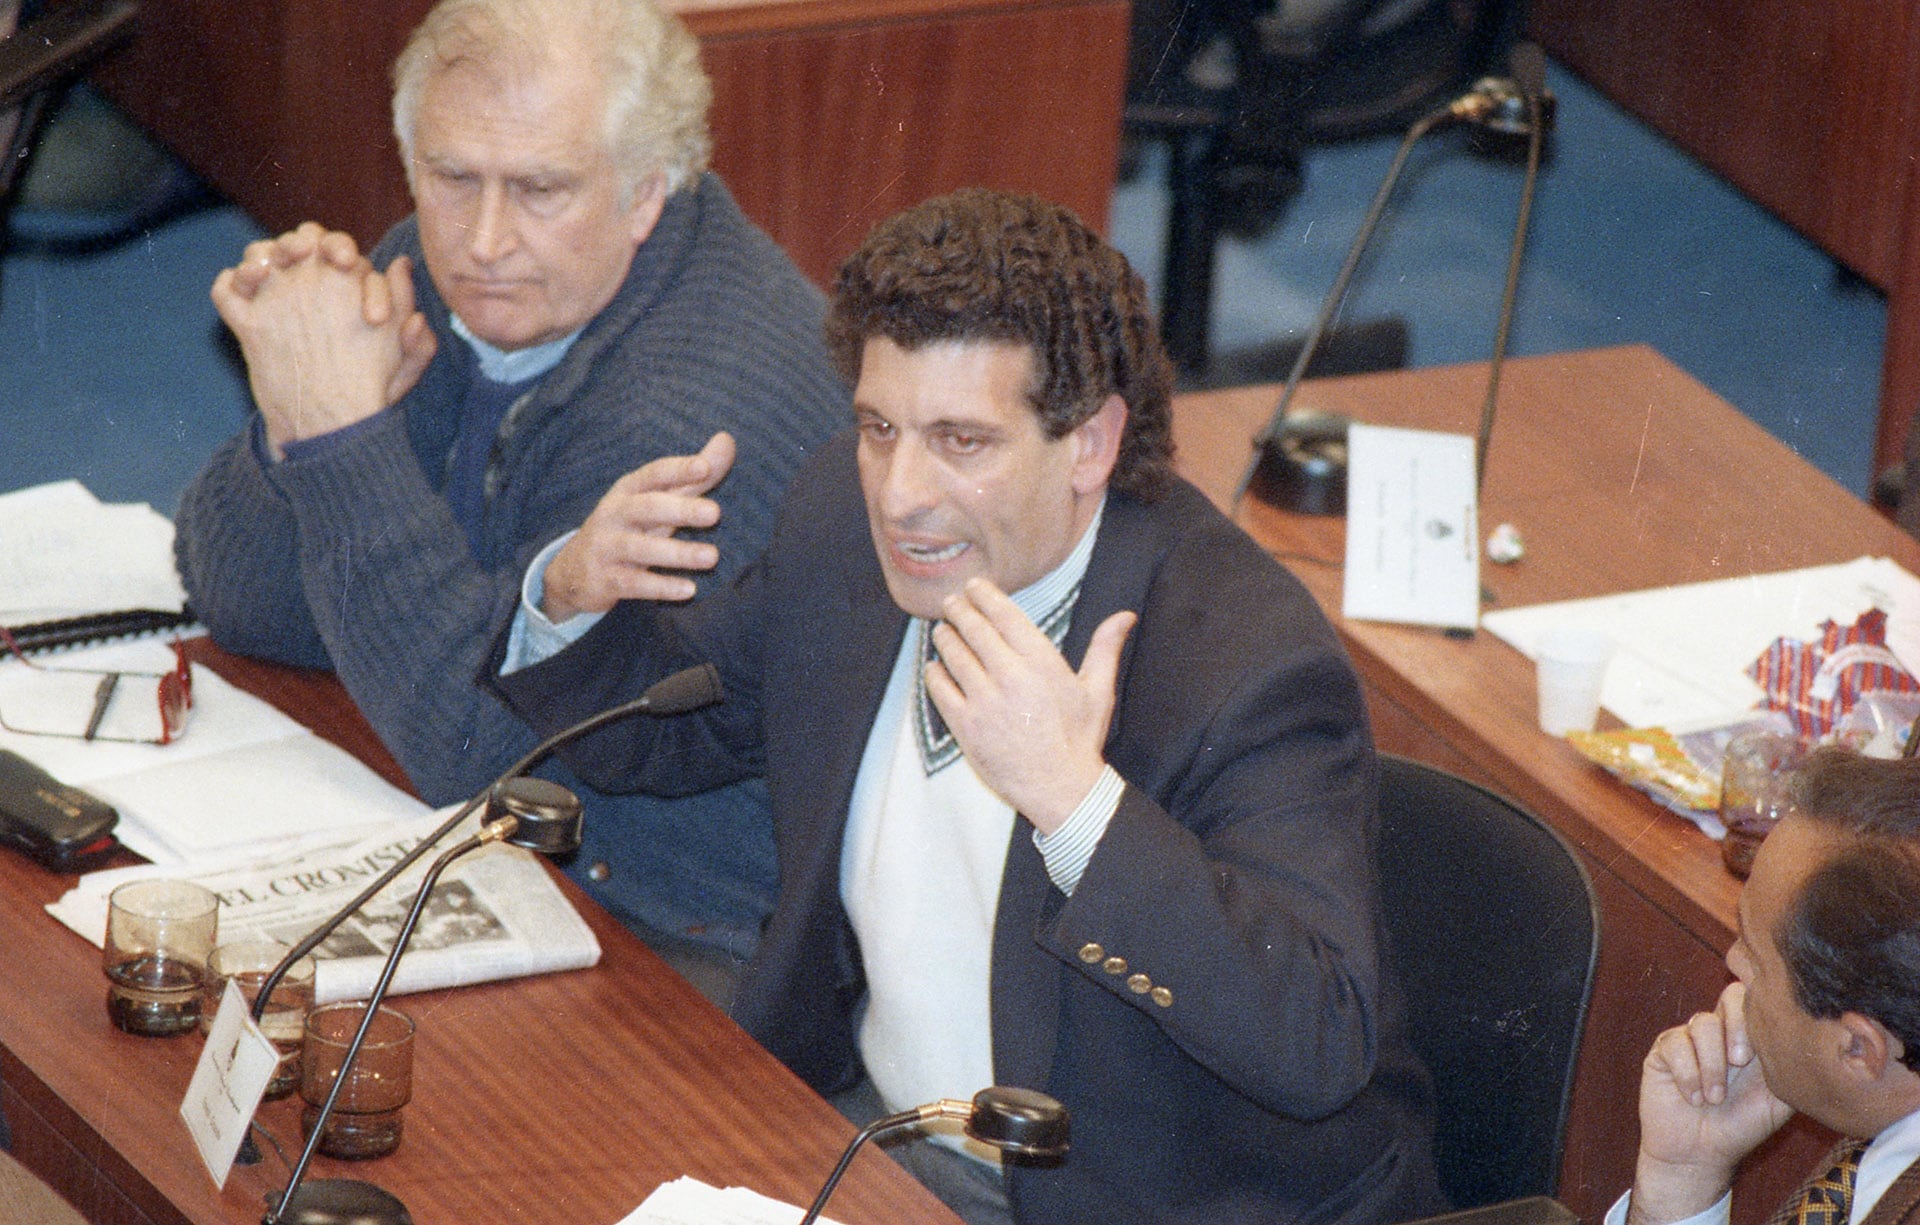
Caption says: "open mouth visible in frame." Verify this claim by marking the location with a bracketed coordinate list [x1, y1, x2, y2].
[899, 540, 968, 564]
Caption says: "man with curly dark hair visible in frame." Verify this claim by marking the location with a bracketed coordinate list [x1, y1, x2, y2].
[1614, 748, 1920, 1225]
[494, 188, 1444, 1225]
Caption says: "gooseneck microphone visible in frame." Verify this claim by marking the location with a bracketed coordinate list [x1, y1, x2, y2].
[1230, 48, 1557, 514]
[248, 662, 723, 1024]
[257, 662, 723, 1225]
[799, 1088, 1070, 1225]
[1473, 41, 1551, 492]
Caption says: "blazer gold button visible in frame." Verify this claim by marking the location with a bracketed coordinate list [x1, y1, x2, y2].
[1102, 956, 1128, 975]
[1127, 974, 1151, 994]
[1151, 986, 1174, 1008]
[1078, 943, 1104, 964]
[586, 861, 611, 882]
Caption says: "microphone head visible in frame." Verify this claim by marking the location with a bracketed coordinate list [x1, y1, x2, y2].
[641, 662, 724, 716]
[965, 1087, 1069, 1159]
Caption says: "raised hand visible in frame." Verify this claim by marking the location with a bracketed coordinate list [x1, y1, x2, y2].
[541, 433, 738, 622]
[1626, 983, 1794, 1225]
[925, 577, 1136, 833]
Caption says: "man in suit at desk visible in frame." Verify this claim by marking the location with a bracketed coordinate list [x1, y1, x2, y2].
[494, 188, 1444, 1225]
[1615, 748, 1920, 1225]
[170, 0, 848, 982]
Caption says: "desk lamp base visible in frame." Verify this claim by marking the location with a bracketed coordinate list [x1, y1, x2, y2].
[265, 1178, 412, 1225]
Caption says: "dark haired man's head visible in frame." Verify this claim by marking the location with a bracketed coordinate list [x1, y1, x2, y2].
[1777, 749, 1920, 1072]
[826, 188, 1175, 501]
[1726, 748, 1920, 1137]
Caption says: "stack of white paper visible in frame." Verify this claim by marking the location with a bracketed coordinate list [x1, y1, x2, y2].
[0, 637, 428, 863]
[0, 480, 187, 623]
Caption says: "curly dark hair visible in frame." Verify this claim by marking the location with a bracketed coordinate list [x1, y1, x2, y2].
[825, 188, 1176, 500]
[1778, 747, 1920, 1071]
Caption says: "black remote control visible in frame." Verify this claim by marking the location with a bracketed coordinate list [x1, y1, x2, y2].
[0, 750, 119, 871]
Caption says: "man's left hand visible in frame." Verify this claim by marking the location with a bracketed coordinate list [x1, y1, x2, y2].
[926, 578, 1135, 834]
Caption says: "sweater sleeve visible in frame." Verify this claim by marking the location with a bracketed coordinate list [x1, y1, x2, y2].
[177, 181, 848, 809]
[173, 421, 334, 672]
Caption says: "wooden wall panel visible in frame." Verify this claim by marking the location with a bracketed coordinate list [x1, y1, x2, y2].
[1526, 0, 1920, 477]
[701, 0, 1127, 284]
[87, 0, 1125, 288]
[1526, 0, 1919, 289]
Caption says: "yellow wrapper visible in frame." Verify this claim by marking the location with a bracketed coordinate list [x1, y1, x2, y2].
[1567, 727, 1721, 813]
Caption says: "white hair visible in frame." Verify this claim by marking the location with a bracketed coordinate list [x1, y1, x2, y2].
[392, 0, 712, 197]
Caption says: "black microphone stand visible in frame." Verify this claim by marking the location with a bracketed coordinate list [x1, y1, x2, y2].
[1231, 58, 1556, 514]
[1474, 48, 1551, 493]
[1230, 99, 1457, 513]
[254, 663, 723, 1225]
[262, 779, 582, 1225]
[799, 1087, 1069, 1225]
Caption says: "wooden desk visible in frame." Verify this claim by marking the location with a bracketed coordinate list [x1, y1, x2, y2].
[85, 0, 1128, 287]
[1169, 345, 1920, 1223]
[0, 642, 961, 1225]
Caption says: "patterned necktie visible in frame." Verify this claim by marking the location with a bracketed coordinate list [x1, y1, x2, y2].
[1790, 1139, 1870, 1225]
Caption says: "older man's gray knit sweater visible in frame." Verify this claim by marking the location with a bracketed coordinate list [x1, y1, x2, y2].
[174, 175, 850, 952]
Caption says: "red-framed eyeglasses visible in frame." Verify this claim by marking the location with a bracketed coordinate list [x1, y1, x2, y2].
[0, 629, 194, 746]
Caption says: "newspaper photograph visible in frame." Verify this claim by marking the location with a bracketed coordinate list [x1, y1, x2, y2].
[47, 806, 601, 1002]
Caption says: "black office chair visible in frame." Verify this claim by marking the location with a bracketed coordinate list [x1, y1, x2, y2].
[0, 0, 141, 252]
[1374, 754, 1599, 1211]
[1125, 0, 1523, 374]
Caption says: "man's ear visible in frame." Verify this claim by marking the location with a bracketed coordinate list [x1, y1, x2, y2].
[626, 172, 670, 247]
[1070, 394, 1128, 496]
[1837, 1011, 1897, 1081]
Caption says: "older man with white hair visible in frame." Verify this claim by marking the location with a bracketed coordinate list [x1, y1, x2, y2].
[173, 0, 848, 986]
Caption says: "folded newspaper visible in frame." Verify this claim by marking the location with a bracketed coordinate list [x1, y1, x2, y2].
[48, 807, 600, 1002]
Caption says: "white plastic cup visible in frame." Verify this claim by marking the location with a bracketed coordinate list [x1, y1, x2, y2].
[1535, 629, 1614, 736]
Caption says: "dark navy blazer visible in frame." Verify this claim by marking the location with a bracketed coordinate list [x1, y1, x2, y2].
[495, 430, 1444, 1225]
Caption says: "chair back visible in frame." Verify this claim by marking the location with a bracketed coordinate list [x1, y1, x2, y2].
[1374, 755, 1599, 1208]
[0, 0, 139, 201]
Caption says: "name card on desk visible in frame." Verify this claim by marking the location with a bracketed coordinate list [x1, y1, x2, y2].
[1341, 424, 1480, 631]
[180, 979, 278, 1188]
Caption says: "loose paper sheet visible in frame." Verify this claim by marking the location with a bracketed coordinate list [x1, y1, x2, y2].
[1482, 556, 1920, 731]
[0, 639, 425, 863]
[620, 1176, 845, 1225]
[0, 481, 187, 622]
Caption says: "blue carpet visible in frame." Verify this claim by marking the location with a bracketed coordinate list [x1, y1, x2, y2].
[0, 205, 263, 514]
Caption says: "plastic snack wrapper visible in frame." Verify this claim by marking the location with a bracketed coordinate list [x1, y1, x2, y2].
[1567, 714, 1794, 839]
[1746, 608, 1920, 744]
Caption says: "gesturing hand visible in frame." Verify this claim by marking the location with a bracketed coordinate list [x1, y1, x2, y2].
[924, 577, 1136, 834]
[1626, 983, 1794, 1225]
[541, 433, 738, 623]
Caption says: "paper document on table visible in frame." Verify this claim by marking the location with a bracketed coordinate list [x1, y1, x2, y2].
[621, 1176, 844, 1225]
[1482, 556, 1920, 731]
[0, 480, 187, 622]
[48, 807, 602, 1002]
[0, 638, 426, 863]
